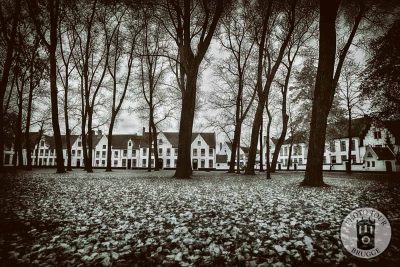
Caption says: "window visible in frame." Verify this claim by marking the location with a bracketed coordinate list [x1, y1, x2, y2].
[40, 149, 43, 156]
[166, 159, 170, 167]
[45, 149, 49, 156]
[323, 156, 327, 164]
[159, 148, 163, 156]
[114, 151, 118, 158]
[78, 141, 82, 147]
[159, 139, 163, 145]
[329, 142, 336, 152]
[284, 159, 288, 166]
[96, 151, 100, 158]
[142, 159, 146, 167]
[96, 160, 99, 166]
[40, 140, 45, 147]
[341, 155, 347, 162]
[374, 131, 382, 139]
[198, 140, 201, 146]
[201, 159, 205, 168]
[209, 160, 213, 168]
[114, 160, 118, 166]
[44, 158, 47, 165]
[128, 141, 132, 147]
[133, 159, 137, 167]
[132, 150, 136, 157]
[209, 148, 213, 156]
[351, 140, 356, 151]
[72, 150, 76, 156]
[143, 149, 147, 156]
[49, 158, 53, 165]
[299, 158, 303, 165]
[101, 160, 105, 166]
[367, 161, 370, 167]
[284, 147, 288, 156]
[371, 161, 375, 167]
[123, 150, 127, 157]
[280, 149, 283, 156]
[331, 156, 337, 164]
[77, 150, 81, 157]
[122, 159, 126, 167]
[103, 145, 106, 149]
[174, 148, 178, 156]
[167, 148, 171, 156]
[201, 149, 205, 157]
[151, 159, 154, 167]
[351, 155, 356, 163]
[193, 149, 198, 156]
[340, 141, 346, 152]
[102, 151, 106, 158]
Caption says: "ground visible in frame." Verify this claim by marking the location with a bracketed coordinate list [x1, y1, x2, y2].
[0, 170, 399, 267]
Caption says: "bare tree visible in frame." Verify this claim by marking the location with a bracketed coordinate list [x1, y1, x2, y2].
[157, 0, 225, 178]
[105, 5, 142, 172]
[0, 0, 21, 170]
[27, 0, 65, 173]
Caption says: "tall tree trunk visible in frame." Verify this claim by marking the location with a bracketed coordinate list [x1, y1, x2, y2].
[106, 114, 115, 172]
[347, 110, 352, 173]
[64, 79, 72, 171]
[271, 114, 289, 172]
[25, 80, 35, 170]
[229, 126, 240, 173]
[303, 0, 340, 186]
[0, 0, 21, 170]
[174, 70, 198, 178]
[244, 97, 265, 175]
[236, 134, 241, 174]
[265, 104, 272, 179]
[148, 123, 152, 172]
[86, 108, 93, 172]
[259, 119, 263, 172]
[287, 142, 293, 170]
[152, 122, 159, 171]
[15, 80, 24, 167]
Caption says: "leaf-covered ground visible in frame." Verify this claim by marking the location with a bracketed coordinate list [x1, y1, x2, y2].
[0, 169, 399, 266]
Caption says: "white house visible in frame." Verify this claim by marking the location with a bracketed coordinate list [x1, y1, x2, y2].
[218, 142, 250, 168]
[363, 146, 397, 172]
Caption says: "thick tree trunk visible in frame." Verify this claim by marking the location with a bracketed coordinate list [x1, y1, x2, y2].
[228, 127, 240, 173]
[152, 122, 159, 171]
[148, 121, 152, 172]
[64, 79, 72, 171]
[25, 82, 35, 170]
[303, 0, 340, 186]
[174, 71, 198, 179]
[287, 142, 293, 171]
[236, 136, 241, 174]
[106, 115, 115, 172]
[271, 114, 289, 172]
[244, 97, 265, 175]
[15, 87, 23, 167]
[86, 109, 93, 173]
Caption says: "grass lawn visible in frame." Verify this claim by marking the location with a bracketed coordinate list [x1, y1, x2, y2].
[0, 169, 399, 266]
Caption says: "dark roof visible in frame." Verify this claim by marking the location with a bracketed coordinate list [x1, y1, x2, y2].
[327, 117, 371, 140]
[110, 134, 140, 149]
[61, 134, 79, 149]
[216, 154, 227, 163]
[22, 132, 42, 150]
[226, 142, 250, 153]
[163, 132, 216, 148]
[371, 147, 396, 160]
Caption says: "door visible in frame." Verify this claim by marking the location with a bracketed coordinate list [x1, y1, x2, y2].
[192, 159, 198, 170]
[278, 164, 281, 170]
[127, 159, 132, 169]
[77, 159, 81, 168]
[157, 159, 163, 169]
[385, 161, 392, 172]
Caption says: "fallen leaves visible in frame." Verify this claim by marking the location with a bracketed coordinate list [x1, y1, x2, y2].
[0, 170, 399, 266]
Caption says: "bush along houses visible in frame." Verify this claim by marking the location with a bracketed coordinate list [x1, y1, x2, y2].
[3, 129, 217, 170]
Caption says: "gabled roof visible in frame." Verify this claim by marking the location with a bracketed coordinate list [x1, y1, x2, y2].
[370, 146, 396, 160]
[22, 132, 42, 150]
[110, 134, 140, 149]
[162, 132, 216, 148]
[216, 154, 227, 163]
[61, 135, 79, 149]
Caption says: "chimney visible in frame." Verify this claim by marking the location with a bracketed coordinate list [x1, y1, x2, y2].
[143, 127, 145, 136]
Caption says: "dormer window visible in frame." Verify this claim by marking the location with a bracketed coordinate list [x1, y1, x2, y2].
[159, 139, 163, 145]
[374, 131, 381, 139]
[40, 140, 45, 147]
[128, 141, 132, 147]
[198, 140, 201, 146]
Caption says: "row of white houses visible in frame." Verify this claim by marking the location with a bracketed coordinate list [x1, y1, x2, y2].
[216, 118, 400, 172]
[3, 130, 217, 170]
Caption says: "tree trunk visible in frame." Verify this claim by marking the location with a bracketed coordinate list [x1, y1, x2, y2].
[148, 121, 152, 172]
[229, 127, 240, 173]
[152, 122, 159, 171]
[106, 114, 115, 172]
[0, 0, 21, 170]
[287, 142, 293, 171]
[236, 135, 241, 174]
[303, 0, 340, 186]
[86, 108, 93, 172]
[174, 70, 198, 178]
[259, 120, 264, 172]
[15, 83, 24, 167]
[244, 97, 265, 175]
[64, 79, 72, 171]
[265, 104, 272, 179]
[25, 80, 35, 170]
[347, 111, 352, 173]
[270, 114, 289, 172]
